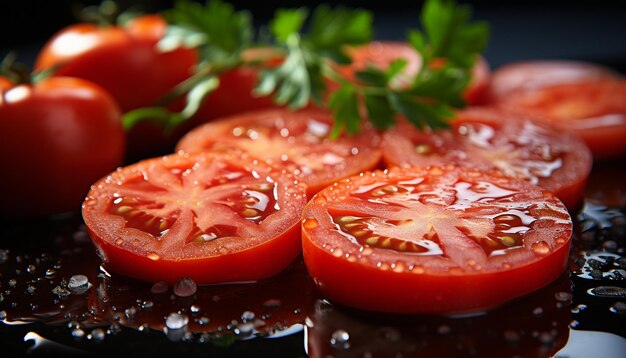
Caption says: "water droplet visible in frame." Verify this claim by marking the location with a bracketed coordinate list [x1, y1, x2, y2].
[571, 304, 587, 314]
[587, 286, 626, 298]
[554, 292, 572, 303]
[27, 264, 36, 273]
[196, 316, 210, 325]
[25, 285, 36, 295]
[91, 328, 106, 342]
[609, 301, 626, 314]
[141, 300, 154, 310]
[52, 286, 70, 298]
[8, 279, 16, 288]
[165, 313, 189, 330]
[241, 311, 255, 322]
[124, 306, 137, 319]
[45, 269, 56, 278]
[0, 310, 6, 320]
[532, 307, 544, 316]
[147, 253, 160, 261]
[0, 249, 8, 264]
[173, 277, 197, 297]
[503, 329, 520, 343]
[151, 281, 169, 294]
[72, 328, 85, 339]
[531, 241, 550, 255]
[235, 323, 254, 336]
[68, 275, 89, 289]
[330, 329, 350, 349]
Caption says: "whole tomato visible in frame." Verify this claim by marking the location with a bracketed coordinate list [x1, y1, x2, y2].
[35, 15, 198, 159]
[0, 77, 125, 218]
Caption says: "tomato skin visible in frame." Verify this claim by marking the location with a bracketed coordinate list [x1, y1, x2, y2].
[35, 15, 198, 159]
[0, 77, 125, 217]
[302, 166, 572, 314]
[82, 152, 307, 284]
[381, 107, 592, 210]
[35, 15, 197, 112]
[0, 77, 13, 91]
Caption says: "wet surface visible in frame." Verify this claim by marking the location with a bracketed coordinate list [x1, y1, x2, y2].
[1, 158, 625, 356]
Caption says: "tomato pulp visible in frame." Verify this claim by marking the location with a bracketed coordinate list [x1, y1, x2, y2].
[176, 108, 382, 196]
[82, 152, 307, 284]
[485, 60, 626, 159]
[301, 166, 572, 314]
[381, 107, 592, 210]
[0, 77, 125, 217]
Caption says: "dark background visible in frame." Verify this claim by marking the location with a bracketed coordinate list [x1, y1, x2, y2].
[1, 0, 625, 71]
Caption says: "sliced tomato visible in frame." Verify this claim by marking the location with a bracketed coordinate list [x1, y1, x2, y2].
[381, 107, 592, 210]
[176, 108, 382, 196]
[485, 60, 618, 103]
[82, 152, 307, 284]
[497, 81, 626, 159]
[338, 41, 489, 104]
[301, 165, 572, 314]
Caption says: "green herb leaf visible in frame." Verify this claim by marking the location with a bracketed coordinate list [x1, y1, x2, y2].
[364, 93, 395, 130]
[165, 0, 253, 59]
[415, 0, 489, 68]
[270, 8, 308, 44]
[328, 83, 361, 138]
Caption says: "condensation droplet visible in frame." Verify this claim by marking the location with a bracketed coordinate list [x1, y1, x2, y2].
[173, 277, 197, 297]
[151, 281, 169, 294]
[609, 301, 626, 314]
[531, 241, 550, 255]
[330, 329, 350, 349]
[587, 286, 626, 298]
[165, 313, 189, 330]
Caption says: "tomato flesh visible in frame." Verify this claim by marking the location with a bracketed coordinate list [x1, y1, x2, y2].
[82, 152, 307, 284]
[498, 81, 626, 159]
[381, 107, 592, 210]
[302, 166, 572, 314]
[176, 108, 382, 196]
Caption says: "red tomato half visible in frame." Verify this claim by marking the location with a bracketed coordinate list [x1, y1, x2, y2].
[498, 81, 626, 159]
[82, 152, 307, 284]
[0, 77, 125, 217]
[485, 60, 618, 103]
[339, 41, 490, 104]
[381, 107, 592, 210]
[176, 108, 382, 196]
[302, 165, 572, 314]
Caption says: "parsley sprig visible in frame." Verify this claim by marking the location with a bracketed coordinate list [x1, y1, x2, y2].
[122, 0, 489, 138]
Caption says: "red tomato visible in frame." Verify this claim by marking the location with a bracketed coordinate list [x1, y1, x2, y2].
[188, 48, 282, 127]
[0, 77, 12, 91]
[485, 60, 618, 103]
[338, 41, 490, 104]
[498, 81, 626, 159]
[0, 77, 125, 217]
[301, 165, 572, 314]
[176, 108, 382, 196]
[381, 107, 592, 210]
[35, 15, 198, 158]
[82, 152, 307, 284]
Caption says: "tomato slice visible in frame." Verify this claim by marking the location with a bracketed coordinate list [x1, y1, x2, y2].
[301, 165, 572, 314]
[82, 152, 307, 284]
[176, 109, 382, 196]
[485, 60, 618, 103]
[381, 107, 592, 210]
[498, 81, 626, 159]
[339, 41, 490, 104]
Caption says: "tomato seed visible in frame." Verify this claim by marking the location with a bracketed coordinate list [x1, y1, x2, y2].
[365, 237, 379, 245]
[501, 236, 517, 247]
[337, 216, 358, 223]
[415, 144, 431, 154]
[381, 238, 392, 248]
[303, 218, 319, 229]
[344, 222, 360, 228]
[159, 220, 169, 231]
[117, 205, 133, 214]
[382, 185, 398, 193]
[242, 208, 259, 217]
[398, 242, 407, 251]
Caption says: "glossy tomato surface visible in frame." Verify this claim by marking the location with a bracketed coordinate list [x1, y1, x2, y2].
[485, 60, 618, 103]
[35, 15, 198, 112]
[381, 107, 592, 210]
[498, 81, 626, 159]
[339, 41, 489, 104]
[0, 77, 125, 218]
[302, 165, 572, 314]
[176, 108, 382, 196]
[82, 152, 307, 284]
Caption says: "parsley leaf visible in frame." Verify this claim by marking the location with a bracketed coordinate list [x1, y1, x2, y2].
[164, 0, 253, 60]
